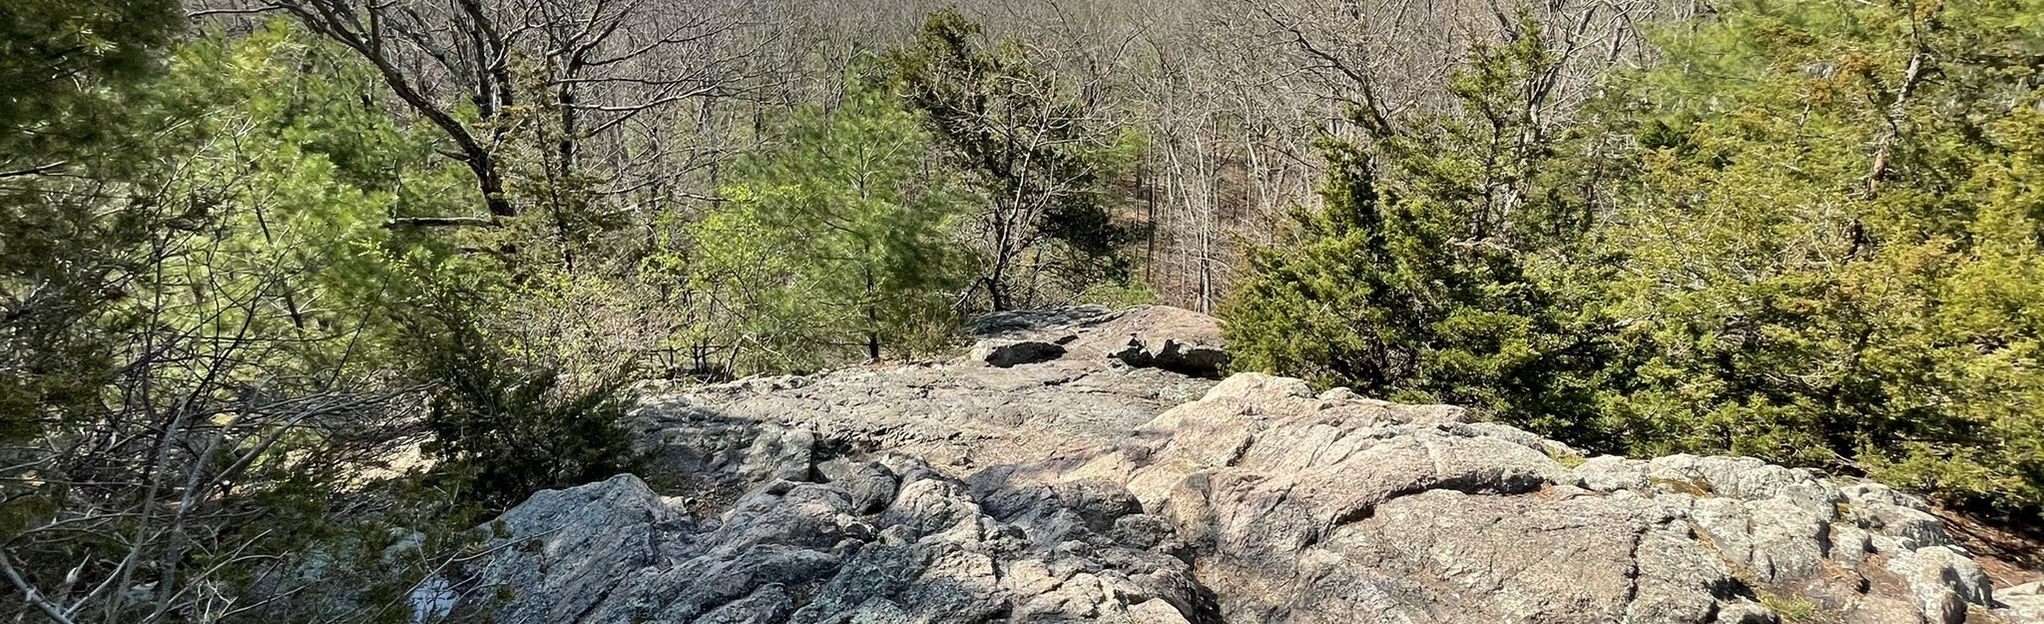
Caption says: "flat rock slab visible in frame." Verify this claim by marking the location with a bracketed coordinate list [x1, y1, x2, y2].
[972, 305, 1233, 377]
[627, 307, 1221, 488]
[445, 307, 2026, 624]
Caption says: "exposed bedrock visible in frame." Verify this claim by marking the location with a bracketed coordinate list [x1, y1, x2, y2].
[442, 307, 2032, 624]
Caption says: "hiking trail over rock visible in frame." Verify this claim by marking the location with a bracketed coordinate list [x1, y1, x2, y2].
[439, 306, 2043, 624]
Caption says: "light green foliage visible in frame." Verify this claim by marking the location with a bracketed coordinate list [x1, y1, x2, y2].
[0, 0, 181, 442]
[146, 23, 478, 375]
[891, 9, 1144, 311]
[1230, 1, 2044, 516]
[490, 51, 626, 274]
[691, 82, 972, 373]
[1606, 0, 2044, 512]
[1757, 590, 1822, 623]
[1076, 280, 1162, 309]
[1224, 21, 1625, 445]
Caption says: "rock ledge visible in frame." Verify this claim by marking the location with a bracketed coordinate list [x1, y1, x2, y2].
[445, 307, 2034, 624]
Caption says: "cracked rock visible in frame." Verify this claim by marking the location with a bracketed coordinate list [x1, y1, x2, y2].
[437, 307, 2012, 624]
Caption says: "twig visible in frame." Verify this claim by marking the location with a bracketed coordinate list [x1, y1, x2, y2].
[0, 549, 79, 624]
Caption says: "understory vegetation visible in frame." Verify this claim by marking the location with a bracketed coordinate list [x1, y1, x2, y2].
[0, 0, 2039, 620]
[1227, 0, 2044, 516]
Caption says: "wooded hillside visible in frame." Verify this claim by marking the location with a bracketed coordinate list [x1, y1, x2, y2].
[2, 0, 2039, 620]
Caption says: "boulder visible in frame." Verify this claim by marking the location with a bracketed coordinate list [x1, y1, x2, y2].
[816, 458, 899, 514]
[456, 307, 2018, 624]
[449, 464, 1205, 624]
[1999, 582, 2044, 623]
[971, 305, 1233, 376]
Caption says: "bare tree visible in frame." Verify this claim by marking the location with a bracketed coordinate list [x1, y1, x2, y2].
[190, 0, 774, 229]
[0, 174, 421, 624]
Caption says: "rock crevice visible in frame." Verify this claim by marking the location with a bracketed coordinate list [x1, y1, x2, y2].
[446, 306, 2035, 624]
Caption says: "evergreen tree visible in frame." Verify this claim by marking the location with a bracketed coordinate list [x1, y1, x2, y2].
[691, 81, 972, 372]
[890, 8, 1142, 311]
[1224, 22, 1625, 443]
[401, 284, 640, 511]
[2, 20, 504, 619]
[0, 0, 180, 158]
[1, 0, 182, 442]
[1606, 0, 2044, 513]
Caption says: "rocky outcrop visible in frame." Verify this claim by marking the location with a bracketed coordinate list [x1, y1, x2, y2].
[1042, 373, 2012, 623]
[626, 306, 1221, 483]
[971, 340, 1069, 368]
[444, 307, 2035, 624]
[2004, 583, 2044, 622]
[443, 461, 1206, 624]
[970, 306, 1231, 377]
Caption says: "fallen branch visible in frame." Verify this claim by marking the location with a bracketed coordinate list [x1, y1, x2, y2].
[0, 549, 78, 624]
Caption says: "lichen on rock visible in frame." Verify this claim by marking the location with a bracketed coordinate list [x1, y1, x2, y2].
[441, 307, 2033, 624]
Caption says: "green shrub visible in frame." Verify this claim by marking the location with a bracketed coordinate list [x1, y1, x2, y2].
[1224, 19, 1624, 448]
[400, 289, 640, 511]
[1226, 1, 2044, 519]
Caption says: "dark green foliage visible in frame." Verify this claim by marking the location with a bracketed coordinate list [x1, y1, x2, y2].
[0, 0, 181, 443]
[890, 8, 1143, 310]
[402, 286, 640, 511]
[0, 0, 181, 156]
[1603, 0, 2044, 514]
[1228, 2, 2044, 517]
[1224, 22, 1623, 444]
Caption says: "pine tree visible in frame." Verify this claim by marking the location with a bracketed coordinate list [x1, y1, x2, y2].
[890, 8, 1142, 311]
[691, 80, 972, 372]
[1606, 0, 2044, 513]
[0, 0, 182, 442]
[1224, 21, 1624, 443]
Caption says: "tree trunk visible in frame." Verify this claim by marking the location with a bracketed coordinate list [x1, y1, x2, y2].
[866, 267, 880, 361]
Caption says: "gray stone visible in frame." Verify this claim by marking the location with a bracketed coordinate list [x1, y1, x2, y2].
[447, 307, 2012, 624]
[1130, 598, 1194, 624]
[1108, 514, 1179, 551]
[818, 458, 900, 514]
[965, 306, 1116, 337]
[1831, 525, 1875, 565]
[1745, 498, 1831, 581]
[1113, 338, 1231, 377]
[1884, 546, 1993, 624]
[1711, 599, 1777, 624]
[1576, 455, 1651, 492]
[741, 426, 817, 482]
[1850, 499, 1949, 547]
[461, 474, 685, 624]
[1846, 594, 1930, 624]
[695, 585, 795, 624]
[1998, 581, 2044, 624]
